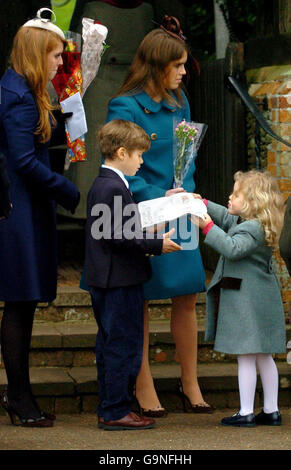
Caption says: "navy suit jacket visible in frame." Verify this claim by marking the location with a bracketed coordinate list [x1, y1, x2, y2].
[85, 167, 163, 288]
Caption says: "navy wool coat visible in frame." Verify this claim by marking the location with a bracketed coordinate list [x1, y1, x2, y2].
[0, 69, 80, 302]
[204, 201, 286, 355]
[0, 151, 11, 218]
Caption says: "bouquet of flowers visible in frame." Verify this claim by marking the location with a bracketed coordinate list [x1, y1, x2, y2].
[52, 31, 86, 163]
[173, 120, 208, 187]
[52, 19, 108, 164]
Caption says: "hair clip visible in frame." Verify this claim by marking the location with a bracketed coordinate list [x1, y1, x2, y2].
[159, 15, 186, 42]
[154, 15, 200, 76]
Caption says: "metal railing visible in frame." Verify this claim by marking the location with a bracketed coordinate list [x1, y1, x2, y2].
[228, 76, 291, 169]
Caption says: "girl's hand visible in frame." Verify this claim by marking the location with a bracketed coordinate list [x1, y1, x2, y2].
[198, 213, 213, 229]
[162, 228, 182, 253]
[189, 213, 213, 229]
[165, 188, 186, 197]
[192, 193, 202, 199]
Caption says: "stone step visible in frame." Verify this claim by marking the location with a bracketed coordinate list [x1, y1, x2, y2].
[0, 285, 207, 323]
[0, 362, 290, 414]
[0, 320, 289, 369]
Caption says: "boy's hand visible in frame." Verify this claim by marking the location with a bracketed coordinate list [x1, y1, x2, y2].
[145, 222, 166, 234]
[162, 228, 181, 253]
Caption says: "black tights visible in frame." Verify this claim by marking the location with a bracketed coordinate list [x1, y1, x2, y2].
[0, 301, 41, 419]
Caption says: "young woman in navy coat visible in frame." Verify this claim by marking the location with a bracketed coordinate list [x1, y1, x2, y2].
[107, 20, 212, 415]
[0, 13, 80, 426]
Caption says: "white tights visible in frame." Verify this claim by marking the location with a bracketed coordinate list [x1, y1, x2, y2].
[237, 353, 279, 416]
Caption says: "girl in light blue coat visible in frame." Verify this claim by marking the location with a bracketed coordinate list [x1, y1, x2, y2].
[194, 170, 286, 427]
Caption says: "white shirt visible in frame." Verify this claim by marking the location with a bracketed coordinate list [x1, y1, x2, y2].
[101, 164, 129, 189]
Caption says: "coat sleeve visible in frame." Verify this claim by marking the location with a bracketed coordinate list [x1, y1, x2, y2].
[0, 151, 11, 218]
[2, 90, 80, 212]
[89, 184, 163, 255]
[207, 200, 238, 232]
[204, 220, 265, 261]
[107, 97, 168, 202]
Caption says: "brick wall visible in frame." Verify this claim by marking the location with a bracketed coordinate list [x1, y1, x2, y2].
[247, 73, 291, 320]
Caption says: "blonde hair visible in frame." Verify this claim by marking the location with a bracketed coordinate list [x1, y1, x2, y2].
[10, 27, 65, 143]
[116, 29, 188, 107]
[97, 120, 151, 159]
[234, 170, 284, 247]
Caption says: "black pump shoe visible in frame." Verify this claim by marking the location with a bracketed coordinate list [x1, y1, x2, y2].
[0, 391, 54, 427]
[221, 412, 256, 427]
[255, 410, 281, 426]
[177, 379, 214, 414]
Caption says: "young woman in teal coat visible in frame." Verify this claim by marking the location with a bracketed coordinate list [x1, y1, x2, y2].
[107, 20, 212, 415]
[195, 170, 286, 427]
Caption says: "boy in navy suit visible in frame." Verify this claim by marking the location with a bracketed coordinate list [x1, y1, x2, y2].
[85, 120, 181, 430]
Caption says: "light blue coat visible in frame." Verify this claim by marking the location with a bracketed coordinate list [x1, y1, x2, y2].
[107, 90, 206, 299]
[204, 201, 286, 354]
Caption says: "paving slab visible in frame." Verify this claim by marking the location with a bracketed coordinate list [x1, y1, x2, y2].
[0, 409, 290, 451]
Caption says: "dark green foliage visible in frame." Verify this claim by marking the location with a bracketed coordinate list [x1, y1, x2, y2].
[186, 0, 265, 61]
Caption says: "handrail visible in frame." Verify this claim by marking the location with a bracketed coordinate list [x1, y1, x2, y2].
[228, 76, 291, 149]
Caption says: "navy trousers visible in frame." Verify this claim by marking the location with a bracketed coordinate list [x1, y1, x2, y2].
[90, 285, 144, 421]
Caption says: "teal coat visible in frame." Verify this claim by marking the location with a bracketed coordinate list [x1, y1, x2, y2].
[107, 90, 206, 299]
[204, 201, 286, 355]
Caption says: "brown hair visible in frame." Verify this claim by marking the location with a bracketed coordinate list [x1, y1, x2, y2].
[234, 170, 284, 247]
[116, 29, 188, 106]
[97, 120, 151, 159]
[10, 26, 65, 143]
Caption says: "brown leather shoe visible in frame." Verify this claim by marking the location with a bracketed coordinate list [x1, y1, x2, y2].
[103, 412, 155, 431]
[98, 417, 104, 429]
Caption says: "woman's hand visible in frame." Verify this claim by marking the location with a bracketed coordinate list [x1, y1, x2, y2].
[165, 188, 186, 197]
[162, 228, 182, 253]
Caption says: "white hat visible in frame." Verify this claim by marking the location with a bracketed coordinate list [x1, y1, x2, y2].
[23, 8, 65, 40]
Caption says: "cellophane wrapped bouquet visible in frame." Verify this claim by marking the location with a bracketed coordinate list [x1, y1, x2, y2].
[52, 19, 108, 164]
[173, 120, 208, 188]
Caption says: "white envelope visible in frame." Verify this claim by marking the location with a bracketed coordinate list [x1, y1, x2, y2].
[60, 92, 88, 142]
[138, 193, 207, 229]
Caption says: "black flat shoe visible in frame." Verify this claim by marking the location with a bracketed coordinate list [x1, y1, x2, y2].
[255, 410, 281, 426]
[221, 412, 256, 427]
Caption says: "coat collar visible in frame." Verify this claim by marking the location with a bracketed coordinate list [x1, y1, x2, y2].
[101, 164, 129, 188]
[99, 166, 122, 179]
[1, 68, 31, 98]
[99, 166, 132, 195]
[133, 90, 178, 113]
